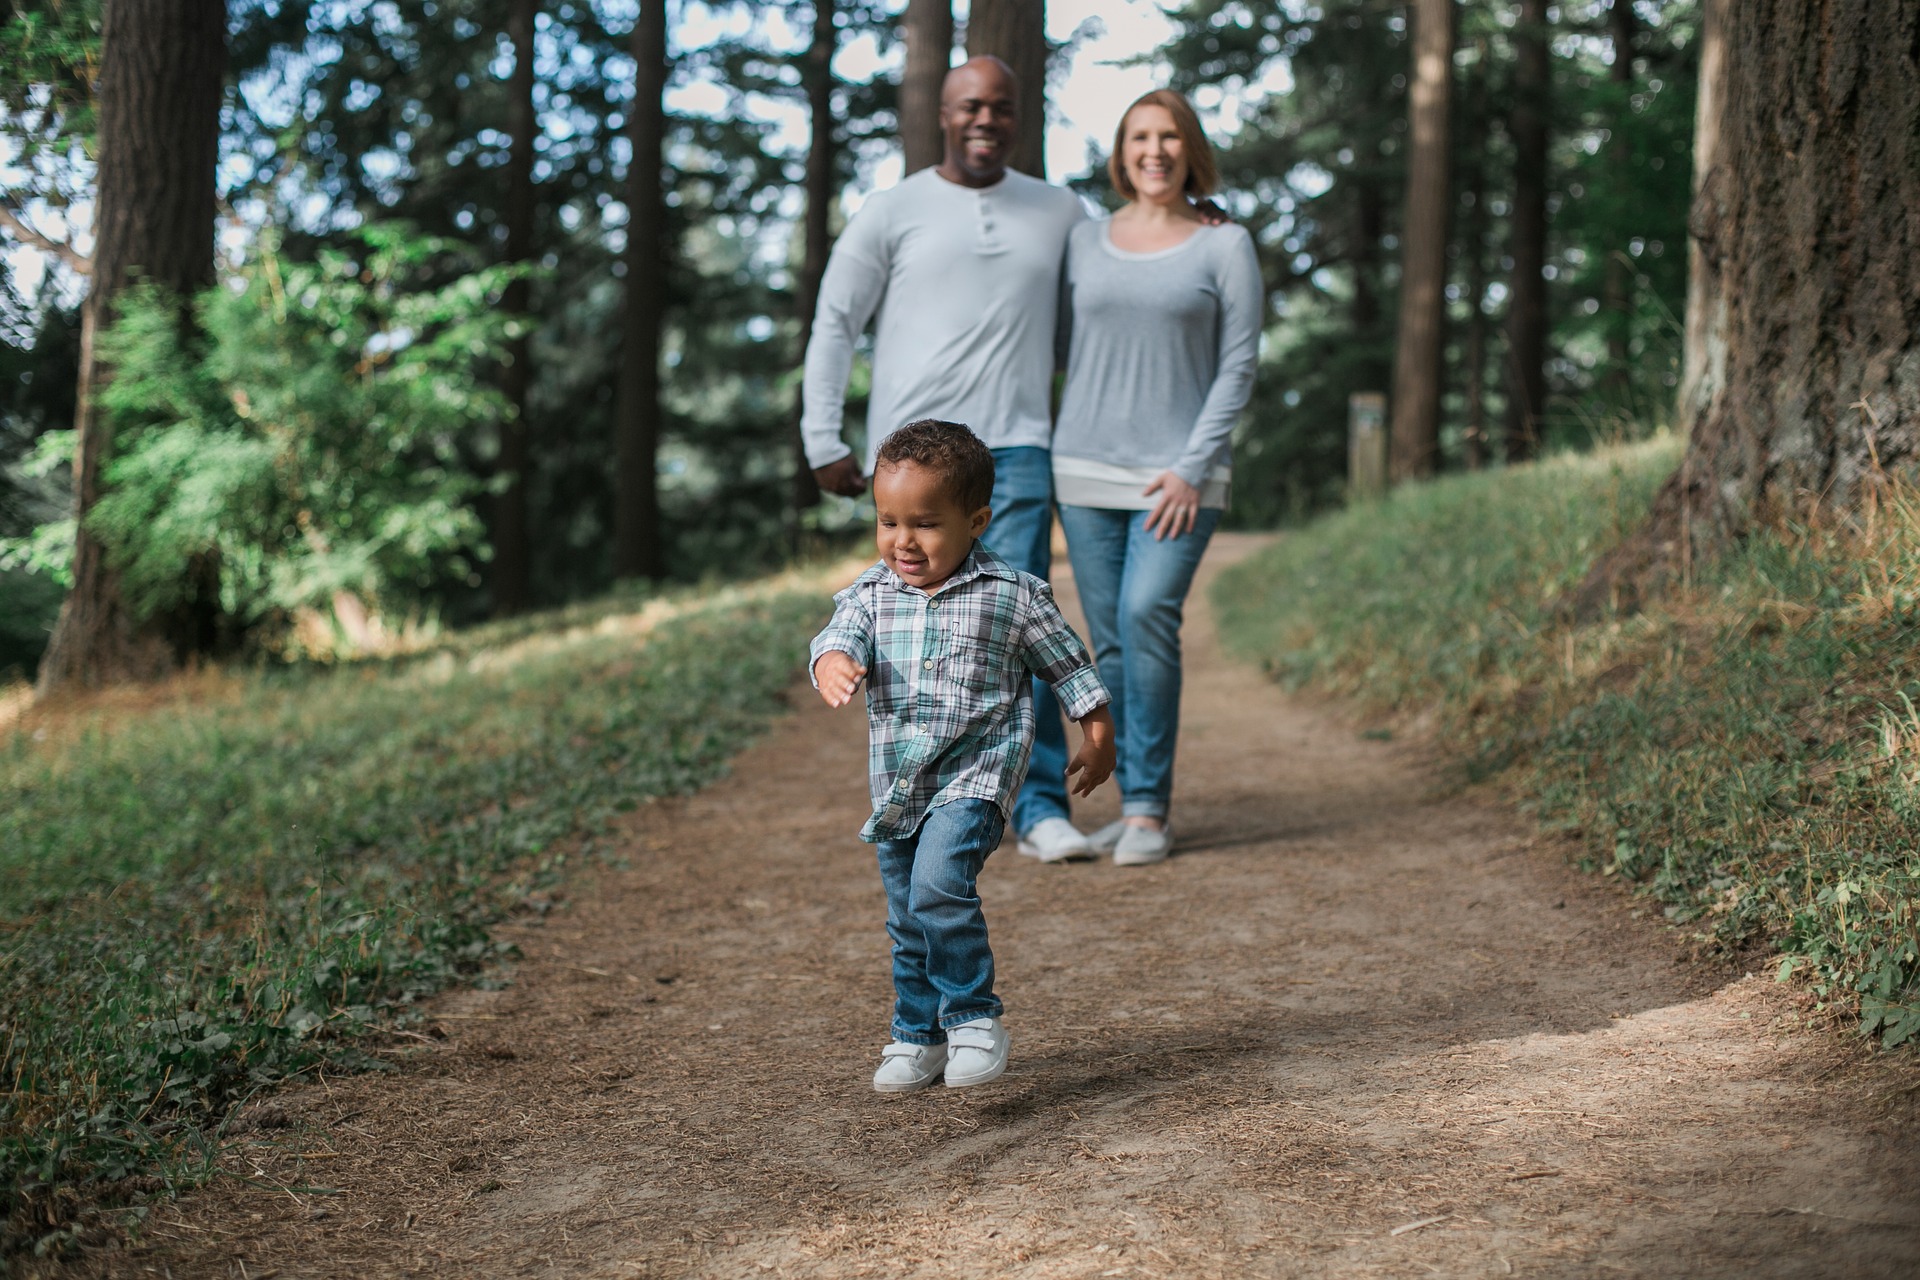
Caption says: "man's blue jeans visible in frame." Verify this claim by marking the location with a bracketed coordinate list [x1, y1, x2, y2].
[875, 798, 1005, 1044]
[980, 446, 1071, 835]
[1056, 504, 1221, 819]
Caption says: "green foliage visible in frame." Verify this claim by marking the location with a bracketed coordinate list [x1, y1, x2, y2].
[1215, 439, 1920, 1049]
[78, 228, 522, 635]
[0, 581, 825, 1252]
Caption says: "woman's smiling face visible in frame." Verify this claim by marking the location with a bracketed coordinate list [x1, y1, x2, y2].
[1120, 103, 1190, 203]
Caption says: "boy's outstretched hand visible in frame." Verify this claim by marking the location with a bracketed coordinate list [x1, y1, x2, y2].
[814, 650, 866, 708]
[1065, 706, 1116, 798]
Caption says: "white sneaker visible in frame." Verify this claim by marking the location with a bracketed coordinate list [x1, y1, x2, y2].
[1113, 822, 1173, 866]
[1087, 819, 1127, 853]
[873, 1041, 946, 1093]
[943, 1017, 1009, 1088]
[1016, 816, 1095, 863]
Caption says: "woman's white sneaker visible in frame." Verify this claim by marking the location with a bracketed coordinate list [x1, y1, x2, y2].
[873, 1041, 947, 1093]
[1016, 817, 1095, 862]
[1113, 822, 1173, 866]
[942, 1017, 1009, 1087]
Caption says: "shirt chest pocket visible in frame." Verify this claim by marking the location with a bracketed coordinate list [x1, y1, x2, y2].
[945, 623, 1010, 695]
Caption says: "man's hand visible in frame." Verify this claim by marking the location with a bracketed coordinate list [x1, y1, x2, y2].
[1065, 706, 1116, 797]
[813, 650, 867, 708]
[1142, 471, 1201, 541]
[1194, 198, 1232, 227]
[813, 455, 868, 497]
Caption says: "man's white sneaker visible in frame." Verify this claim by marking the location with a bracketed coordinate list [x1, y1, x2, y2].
[1113, 822, 1174, 866]
[943, 1017, 1009, 1088]
[873, 1041, 947, 1093]
[1016, 817, 1095, 863]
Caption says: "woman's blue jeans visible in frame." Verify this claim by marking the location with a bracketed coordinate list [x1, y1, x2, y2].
[1056, 504, 1221, 819]
[980, 446, 1071, 836]
[875, 798, 1005, 1044]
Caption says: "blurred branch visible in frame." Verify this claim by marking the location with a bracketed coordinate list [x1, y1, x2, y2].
[0, 203, 92, 274]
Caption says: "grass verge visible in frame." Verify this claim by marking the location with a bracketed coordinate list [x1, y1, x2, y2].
[1215, 435, 1920, 1049]
[1, 574, 833, 1256]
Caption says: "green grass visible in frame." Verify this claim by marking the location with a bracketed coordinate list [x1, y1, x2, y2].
[1, 578, 828, 1254]
[1216, 435, 1920, 1050]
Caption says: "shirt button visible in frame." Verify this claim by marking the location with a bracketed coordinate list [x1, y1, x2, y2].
[927, 599, 938, 609]
[923, 659, 934, 670]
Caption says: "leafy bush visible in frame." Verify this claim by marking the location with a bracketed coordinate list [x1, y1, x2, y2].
[0, 581, 824, 1254]
[1215, 437, 1920, 1049]
[13, 227, 522, 648]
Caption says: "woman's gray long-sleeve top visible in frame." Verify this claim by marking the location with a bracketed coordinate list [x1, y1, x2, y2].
[1052, 219, 1263, 506]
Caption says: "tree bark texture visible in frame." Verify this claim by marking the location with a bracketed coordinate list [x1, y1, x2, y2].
[1501, 0, 1549, 463]
[965, 0, 1045, 179]
[1578, 0, 1920, 615]
[37, 0, 226, 695]
[790, 0, 835, 521]
[493, 0, 537, 616]
[900, 0, 952, 174]
[613, 0, 666, 581]
[1387, 0, 1453, 483]
[1458, 34, 1491, 471]
[1677, 0, 1727, 425]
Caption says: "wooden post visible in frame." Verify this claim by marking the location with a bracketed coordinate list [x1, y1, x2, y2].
[1349, 392, 1388, 502]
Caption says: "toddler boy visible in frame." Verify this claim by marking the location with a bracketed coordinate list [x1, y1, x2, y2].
[811, 419, 1115, 1091]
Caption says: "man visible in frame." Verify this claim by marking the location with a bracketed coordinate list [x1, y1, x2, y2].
[799, 56, 1095, 862]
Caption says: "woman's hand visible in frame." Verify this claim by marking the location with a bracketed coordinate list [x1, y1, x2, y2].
[1142, 471, 1201, 541]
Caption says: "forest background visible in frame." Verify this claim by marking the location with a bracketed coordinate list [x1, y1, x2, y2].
[0, 0, 1700, 683]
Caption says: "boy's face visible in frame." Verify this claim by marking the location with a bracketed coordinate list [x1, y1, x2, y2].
[871, 460, 991, 593]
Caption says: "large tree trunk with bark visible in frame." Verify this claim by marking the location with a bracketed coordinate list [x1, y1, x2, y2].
[613, 0, 666, 582]
[37, 0, 225, 695]
[900, 0, 952, 174]
[1387, 0, 1452, 483]
[1458, 34, 1491, 471]
[1577, 0, 1920, 615]
[493, 0, 537, 616]
[1501, 0, 1549, 463]
[964, 0, 1045, 179]
[789, 0, 835, 524]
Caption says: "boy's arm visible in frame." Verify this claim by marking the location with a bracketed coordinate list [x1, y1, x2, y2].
[1013, 580, 1110, 725]
[809, 586, 875, 708]
[1013, 579, 1116, 794]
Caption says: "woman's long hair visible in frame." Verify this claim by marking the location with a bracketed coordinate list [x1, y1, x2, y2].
[1108, 89, 1220, 201]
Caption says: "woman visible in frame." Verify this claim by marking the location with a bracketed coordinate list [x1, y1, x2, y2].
[1051, 89, 1262, 866]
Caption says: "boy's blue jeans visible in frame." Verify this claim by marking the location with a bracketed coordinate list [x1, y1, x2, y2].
[980, 446, 1072, 836]
[1056, 504, 1222, 819]
[876, 798, 1005, 1044]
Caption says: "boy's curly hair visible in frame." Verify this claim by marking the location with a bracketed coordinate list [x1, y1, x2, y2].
[873, 420, 996, 512]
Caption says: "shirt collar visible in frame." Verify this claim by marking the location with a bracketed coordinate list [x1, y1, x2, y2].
[878, 541, 1017, 596]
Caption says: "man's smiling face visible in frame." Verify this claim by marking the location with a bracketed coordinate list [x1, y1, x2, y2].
[938, 59, 1018, 187]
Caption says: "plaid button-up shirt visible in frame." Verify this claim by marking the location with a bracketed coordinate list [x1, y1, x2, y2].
[811, 543, 1110, 842]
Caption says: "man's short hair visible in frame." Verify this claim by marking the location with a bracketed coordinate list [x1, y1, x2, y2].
[874, 420, 996, 512]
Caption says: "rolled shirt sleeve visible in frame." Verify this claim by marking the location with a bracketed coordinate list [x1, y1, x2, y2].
[1014, 580, 1110, 721]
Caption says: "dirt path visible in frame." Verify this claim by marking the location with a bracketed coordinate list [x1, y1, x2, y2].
[79, 535, 1920, 1279]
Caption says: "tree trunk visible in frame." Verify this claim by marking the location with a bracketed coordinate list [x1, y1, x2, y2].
[1576, 0, 1920, 615]
[613, 0, 666, 582]
[1598, 0, 1638, 412]
[37, 0, 225, 695]
[1387, 0, 1453, 483]
[1677, 0, 1728, 427]
[790, 0, 835, 525]
[1458, 34, 1491, 471]
[493, 0, 537, 616]
[900, 0, 952, 174]
[964, 0, 1045, 179]
[1501, 0, 1550, 463]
